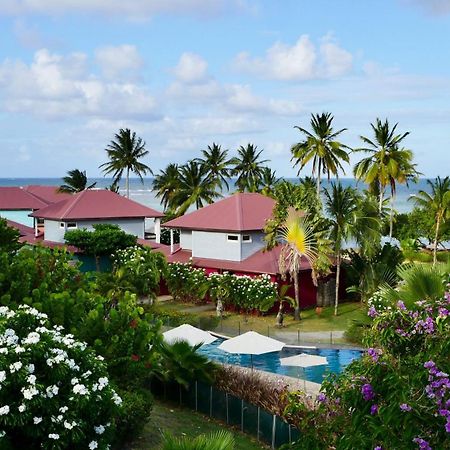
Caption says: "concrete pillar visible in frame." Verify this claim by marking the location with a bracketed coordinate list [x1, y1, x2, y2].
[155, 218, 161, 244]
[170, 229, 174, 254]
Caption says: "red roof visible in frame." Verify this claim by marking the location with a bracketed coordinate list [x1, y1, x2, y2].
[137, 239, 172, 257]
[0, 187, 48, 210]
[163, 193, 276, 232]
[166, 245, 312, 275]
[30, 189, 164, 221]
[24, 185, 72, 204]
[18, 233, 79, 252]
[5, 219, 35, 237]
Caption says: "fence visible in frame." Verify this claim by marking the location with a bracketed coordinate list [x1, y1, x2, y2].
[153, 380, 300, 449]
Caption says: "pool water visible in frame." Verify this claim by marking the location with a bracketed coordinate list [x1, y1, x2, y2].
[199, 338, 362, 384]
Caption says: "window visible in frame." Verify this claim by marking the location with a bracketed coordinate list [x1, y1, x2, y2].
[227, 234, 239, 242]
[37, 218, 44, 225]
[60, 222, 65, 229]
[66, 222, 77, 229]
[242, 235, 252, 243]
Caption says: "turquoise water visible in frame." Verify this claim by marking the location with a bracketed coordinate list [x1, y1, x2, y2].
[199, 338, 362, 384]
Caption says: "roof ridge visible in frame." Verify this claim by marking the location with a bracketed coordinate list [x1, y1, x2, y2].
[60, 190, 85, 219]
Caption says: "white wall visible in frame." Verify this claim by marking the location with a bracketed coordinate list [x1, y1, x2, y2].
[240, 231, 266, 260]
[192, 230, 241, 261]
[44, 220, 66, 242]
[180, 230, 192, 250]
[0, 210, 34, 227]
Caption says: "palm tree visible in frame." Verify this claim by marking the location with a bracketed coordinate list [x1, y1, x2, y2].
[278, 209, 318, 320]
[353, 119, 412, 215]
[231, 144, 268, 192]
[58, 169, 96, 193]
[410, 176, 450, 266]
[324, 183, 380, 315]
[259, 167, 279, 197]
[162, 430, 234, 450]
[291, 112, 350, 197]
[99, 128, 152, 198]
[153, 163, 180, 211]
[172, 161, 222, 216]
[196, 143, 233, 191]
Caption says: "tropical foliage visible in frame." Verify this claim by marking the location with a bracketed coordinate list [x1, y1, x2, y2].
[0, 218, 21, 253]
[100, 128, 152, 198]
[58, 168, 96, 193]
[162, 430, 235, 450]
[291, 112, 350, 196]
[196, 143, 234, 191]
[232, 143, 268, 192]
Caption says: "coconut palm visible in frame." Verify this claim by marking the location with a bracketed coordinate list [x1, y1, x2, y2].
[353, 119, 411, 215]
[232, 144, 268, 192]
[99, 128, 152, 198]
[410, 176, 450, 266]
[171, 160, 222, 216]
[324, 183, 381, 315]
[58, 169, 96, 193]
[291, 112, 350, 197]
[278, 209, 319, 320]
[259, 167, 279, 197]
[196, 143, 233, 191]
[153, 163, 180, 211]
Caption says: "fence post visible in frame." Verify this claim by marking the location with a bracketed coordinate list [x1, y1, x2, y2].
[288, 424, 292, 443]
[297, 329, 300, 344]
[330, 331, 333, 344]
[241, 399, 244, 432]
[210, 386, 213, 417]
[238, 322, 240, 335]
[257, 407, 260, 441]
[226, 393, 229, 424]
[195, 381, 198, 412]
[267, 326, 270, 337]
[271, 415, 276, 449]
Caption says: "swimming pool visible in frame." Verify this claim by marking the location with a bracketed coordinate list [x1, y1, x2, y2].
[199, 338, 362, 384]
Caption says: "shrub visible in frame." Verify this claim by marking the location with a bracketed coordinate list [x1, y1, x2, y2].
[0, 305, 121, 449]
[165, 262, 209, 303]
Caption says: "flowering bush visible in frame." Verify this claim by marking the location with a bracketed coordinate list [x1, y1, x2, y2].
[0, 305, 121, 449]
[209, 272, 277, 312]
[284, 289, 450, 450]
[165, 262, 209, 303]
[112, 245, 167, 298]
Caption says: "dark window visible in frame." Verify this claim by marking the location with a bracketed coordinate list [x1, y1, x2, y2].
[242, 235, 252, 242]
[67, 222, 77, 229]
[227, 234, 239, 242]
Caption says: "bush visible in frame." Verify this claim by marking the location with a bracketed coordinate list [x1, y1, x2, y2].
[165, 262, 209, 303]
[0, 305, 121, 449]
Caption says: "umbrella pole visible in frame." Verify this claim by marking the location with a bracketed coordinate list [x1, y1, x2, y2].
[251, 354, 253, 370]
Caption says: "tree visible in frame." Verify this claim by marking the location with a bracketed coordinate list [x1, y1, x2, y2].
[278, 209, 319, 320]
[231, 144, 268, 192]
[171, 161, 222, 216]
[259, 167, 279, 197]
[153, 163, 181, 211]
[0, 218, 21, 253]
[196, 143, 233, 191]
[58, 169, 96, 193]
[409, 176, 450, 266]
[100, 128, 152, 198]
[353, 119, 413, 217]
[291, 112, 350, 197]
[324, 184, 381, 315]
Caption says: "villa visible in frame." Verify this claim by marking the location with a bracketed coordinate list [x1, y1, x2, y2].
[163, 193, 325, 308]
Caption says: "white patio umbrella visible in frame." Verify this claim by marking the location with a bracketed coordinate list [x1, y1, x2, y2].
[217, 331, 285, 368]
[163, 324, 217, 347]
[280, 353, 328, 391]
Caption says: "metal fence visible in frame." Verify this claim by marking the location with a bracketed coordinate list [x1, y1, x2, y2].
[153, 380, 300, 449]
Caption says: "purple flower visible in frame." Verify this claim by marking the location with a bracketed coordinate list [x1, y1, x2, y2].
[370, 404, 379, 415]
[374, 446, 383, 450]
[413, 437, 432, 450]
[400, 403, 412, 412]
[424, 361, 436, 370]
[361, 383, 375, 401]
[445, 421, 450, 433]
[397, 300, 407, 310]
[367, 348, 381, 363]
[317, 393, 327, 403]
[438, 307, 449, 317]
[368, 306, 378, 318]
[439, 409, 450, 417]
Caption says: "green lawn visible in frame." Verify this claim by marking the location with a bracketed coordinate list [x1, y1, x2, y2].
[125, 400, 268, 450]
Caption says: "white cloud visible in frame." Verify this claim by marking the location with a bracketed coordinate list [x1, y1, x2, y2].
[13, 19, 46, 49]
[0, 48, 159, 120]
[95, 45, 143, 80]
[172, 52, 209, 84]
[0, 0, 252, 19]
[234, 34, 353, 81]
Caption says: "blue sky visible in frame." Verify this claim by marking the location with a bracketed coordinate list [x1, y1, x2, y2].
[0, 0, 449, 178]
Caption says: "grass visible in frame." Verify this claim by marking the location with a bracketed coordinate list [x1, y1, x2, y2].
[125, 400, 268, 450]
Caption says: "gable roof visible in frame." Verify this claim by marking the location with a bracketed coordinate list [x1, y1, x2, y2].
[30, 189, 164, 221]
[24, 185, 72, 204]
[0, 187, 48, 210]
[163, 193, 276, 232]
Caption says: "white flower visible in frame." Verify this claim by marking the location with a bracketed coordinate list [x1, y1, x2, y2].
[48, 433, 60, 440]
[27, 364, 35, 374]
[89, 440, 98, 449]
[22, 386, 39, 400]
[0, 406, 9, 415]
[27, 375, 36, 385]
[73, 384, 88, 396]
[23, 332, 40, 345]
[18, 404, 26, 412]
[33, 416, 42, 424]
[9, 361, 22, 373]
[0, 348, 8, 355]
[59, 406, 68, 414]
[0, 371, 6, 383]
[94, 425, 105, 434]
[112, 392, 122, 406]
[64, 421, 74, 429]
[98, 377, 108, 390]
[14, 346, 25, 354]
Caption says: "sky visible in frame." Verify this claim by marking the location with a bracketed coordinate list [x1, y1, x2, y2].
[0, 0, 449, 178]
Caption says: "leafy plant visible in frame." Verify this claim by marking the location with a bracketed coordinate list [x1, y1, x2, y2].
[0, 218, 21, 253]
[162, 430, 235, 450]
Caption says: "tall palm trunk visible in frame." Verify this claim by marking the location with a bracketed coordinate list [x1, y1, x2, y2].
[379, 188, 384, 214]
[334, 251, 341, 316]
[389, 194, 395, 239]
[126, 167, 130, 198]
[293, 271, 301, 321]
[433, 215, 441, 267]
[316, 160, 322, 198]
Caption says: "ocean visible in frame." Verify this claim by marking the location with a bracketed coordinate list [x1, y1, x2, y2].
[0, 177, 433, 214]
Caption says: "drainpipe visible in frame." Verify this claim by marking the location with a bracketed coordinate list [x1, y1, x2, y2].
[170, 229, 174, 254]
[34, 216, 38, 237]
